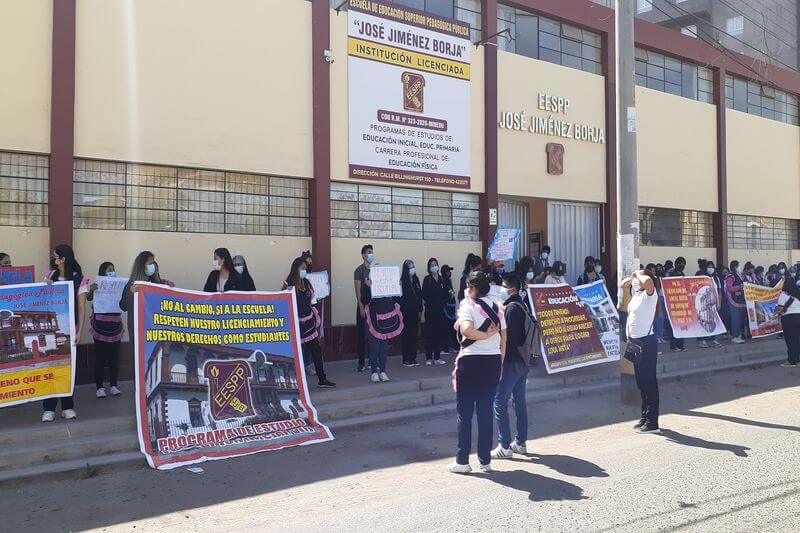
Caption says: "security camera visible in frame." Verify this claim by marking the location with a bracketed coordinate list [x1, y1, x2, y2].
[324, 49, 334, 63]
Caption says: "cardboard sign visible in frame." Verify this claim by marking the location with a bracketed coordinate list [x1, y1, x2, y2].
[92, 275, 129, 314]
[306, 271, 330, 300]
[369, 265, 402, 299]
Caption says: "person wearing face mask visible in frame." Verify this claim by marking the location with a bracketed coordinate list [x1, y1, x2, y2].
[399, 259, 423, 367]
[441, 265, 459, 353]
[665, 257, 687, 352]
[423, 257, 449, 365]
[652, 264, 667, 344]
[533, 246, 551, 277]
[354, 244, 374, 372]
[776, 268, 800, 368]
[754, 265, 766, 286]
[0, 252, 11, 267]
[776, 263, 789, 285]
[514, 256, 536, 314]
[545, 261, 567, 284]
[41, 245, 88, 422]
[233, 254, 256, 291]
[577, 256, 602, 286]
[725, 260, 747, 343]
[203, 248, 241, 293]
[286, 257, 336, 388]
[491, 272, 532, 459]
[459, 253, 482, 303]
[120, 251, 160, 343]
[87, 262, 124, 398]
[697, 261, 723, 348]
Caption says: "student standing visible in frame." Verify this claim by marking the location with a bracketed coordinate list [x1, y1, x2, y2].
[515, 256, 536, 314]
[544, 262, 567, 284]
[725, 260, 747, 344]
[362, 272, 404, 383]
[458, 253, 482, 302]
[491, 272, 530, 459]
[353, 244, 374, 372]
[285, 257, 335, 387]
[448, 271, 506, 474]
[622, 268, 661, 434]
[441, 264, 459, 353]
[119, 251, 160, 343]
[533, 246, 551, 277]
[698, 261, 723, 348]
[577, 256, 600, 285]
[777, 271, 800, 368]
[42, 244, 87, 422]
[399, 259, 423, 367]
[87, 262, 124, 398]
[233, 254, 256, 291]
[423, 258, 449, 365]
[666, 257, 687, 352]
[203, 248, 241, 293]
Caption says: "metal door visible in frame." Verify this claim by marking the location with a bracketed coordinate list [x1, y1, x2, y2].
[547, 201, 601, 285]
[498, 200, 530, 263]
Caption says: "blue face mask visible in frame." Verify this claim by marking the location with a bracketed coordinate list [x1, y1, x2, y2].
[299, 270, 308, 280]
[106, 271, 116, 278]
[409, 267, 417, 277]
[526, 271, 535, 281]
[366, 253, 375, 263]
[145, 264, 156, 277]
[498, 287, 511, 302]
[430, 265, 439, 274]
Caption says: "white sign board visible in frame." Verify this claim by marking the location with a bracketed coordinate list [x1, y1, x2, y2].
[347, 0, 472, 189]
[488, 227, 520, 263]
[306, 271, 330, 300]
[93, 276, 129, 314]
[369, 265, 402, 299]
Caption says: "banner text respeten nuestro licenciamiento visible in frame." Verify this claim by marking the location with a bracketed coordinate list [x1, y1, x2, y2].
[133, 284, 333, 470]
[348, 0, 471, 189]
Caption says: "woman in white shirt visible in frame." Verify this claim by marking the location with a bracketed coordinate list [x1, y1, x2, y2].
[777, 274, 800, 368]
[447, 271, 506, 474]
[544, 261, 567, 285]
[621, 268, 661, 434]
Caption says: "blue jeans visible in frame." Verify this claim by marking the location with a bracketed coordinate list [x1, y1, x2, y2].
[730, 306, 746, 338]
[494, 359, 529, 449]
[368, 335, 388, 373]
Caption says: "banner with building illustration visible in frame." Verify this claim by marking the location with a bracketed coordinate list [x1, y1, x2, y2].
[528, 283, 609, 374]
[347, 0, 472, 189]
[661, 276, 727, 339]
[573, 280, 621, 361]
[0, 282, 75, 407]
[743, 282, 783, 338]
[133, 283, 333, 470]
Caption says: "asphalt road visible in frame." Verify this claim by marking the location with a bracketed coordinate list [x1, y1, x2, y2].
[2, 364, 799, 533]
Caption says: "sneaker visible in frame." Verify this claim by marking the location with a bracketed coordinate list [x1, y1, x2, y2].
[96, 387, 107, 398]
[402, 361, 420, 367]
[635, 424, 661, 434]
[42, 411, 55, 423]
[731, 337, 745, 344]
[371, 372, 380, 383]
[671, 347, 682, 352]
[633, 419, 647, 430]
[780, 362, 798, 368]
[434, 359, 447, 365]
[426, 360, 433, 366]
[446, 462, 472, 474]
[699, 341, 709, 349]
[491, 445, 513, 459]
[317, 379, 337, 388]
[62, 409, 77, 420]
[657, 337, 666, 344]
[478, 462, 493, 473]
[379, 372, 390, 382]
[711, 340, 722, 347]
[357, 364, 366, 372]
[110, 386, 122, 396]
[510, 441, 527, 455]
[305, 365, 316, 376]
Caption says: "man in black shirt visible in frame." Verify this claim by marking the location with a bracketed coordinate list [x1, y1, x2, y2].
[492, 272, 530, 459]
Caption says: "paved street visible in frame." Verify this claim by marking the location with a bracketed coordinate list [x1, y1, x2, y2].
[2, 363, 799, 533]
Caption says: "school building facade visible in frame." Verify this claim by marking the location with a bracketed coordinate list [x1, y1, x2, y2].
[1, 0, 799, 370]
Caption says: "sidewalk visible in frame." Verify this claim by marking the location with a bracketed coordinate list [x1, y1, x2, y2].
[0, 337, 789, 486]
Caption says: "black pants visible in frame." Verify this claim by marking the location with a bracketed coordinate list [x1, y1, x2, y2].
[302, 338, 327, 382]
[666, 319, 684, 349]
[43, 395, 74, 412]
[94, 340, 121, 389]
[632, 334, 659, 427]
[425, 315, 446, 360]
[781, 314, 800, 364]
[400, 312, 419, 363]
[356, 310, 367, 367]
[456, 354, 501, 465]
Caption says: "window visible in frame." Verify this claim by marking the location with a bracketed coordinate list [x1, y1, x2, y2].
[73, 159, 309, 236]
[635, 48, 713, 103]
[639, 207, 714, 247]
[636, 0, 652, 14]
[0, 151, 49, 227]
[728, 215, 799, 250]
[331, 182, 479, 241]
[680, 25, 697, 38]
[497, 6, 602, 75]
[725, 75, 799, 126]
[725, 16, 744, 36]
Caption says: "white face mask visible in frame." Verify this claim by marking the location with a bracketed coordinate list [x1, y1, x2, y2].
[234, 265, 244, 274]
[594, 265, 602, 274]
[212, 259, 221, 271]
[706, 267, 714, 275]
[736, 267, 743, 275]
[541, 252, 549, 260]
[526, 271, 535, 281]
[780, 268, 786, 275]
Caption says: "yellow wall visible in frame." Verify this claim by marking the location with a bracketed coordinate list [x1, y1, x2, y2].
[0, 0, 52, 153]
[497, 51, 606, 202]
[1, 227, 51, 279]
[329, 12, 485, 193]
[637, 87, 718, 211]
[330, 237, 481, 325]
[640, 246, 717, 271]
[74, 0, 313, 177]
[726, 109, 800, 219]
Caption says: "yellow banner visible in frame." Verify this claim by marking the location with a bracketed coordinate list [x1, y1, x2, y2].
[0, 364, 72, 407]
[348, 37, 470, 80]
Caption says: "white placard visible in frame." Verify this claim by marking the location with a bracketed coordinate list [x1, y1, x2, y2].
[369, 265, 402, 299]
[488, 227, 520, 263]
[93, 275, 129, 314]
[347, 0, 472, 189]
[306, 271, 330, 300]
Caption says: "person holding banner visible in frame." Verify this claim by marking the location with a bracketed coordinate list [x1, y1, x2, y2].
[776, 272, 800, 368]
[0, 252, 10, 266]
[120, 251, 159, 339]
[203, 248, 242, 293]
[725, 261, 747, 344]
[87, 262, 124, 398]
[448, 271, 506, 474]
[42, 244, 88, 422]
[423, 258, 449, 365]
[399, 259, 423, 367]
[622, 268, 661, 435]
[233, 254, 256, 291]
[665, 257, 687, 352]
[697, 261, 723, 349]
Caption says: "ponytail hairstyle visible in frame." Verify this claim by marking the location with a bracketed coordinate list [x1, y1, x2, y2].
[462, 253, 482, 276]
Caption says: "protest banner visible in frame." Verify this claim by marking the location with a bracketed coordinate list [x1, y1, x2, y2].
[487, 227, 520, 264]
[744, 282, 783, 337]
[0, 282, 75, 407]
[92, 275, 129, 314]
[527, 283, 608, 374]
[306, 271, 330, 300]
[369, 265, 402, 299]
[0, 265, 35, 286]
[133, 283, 333, 470]
[573, 280, 621, 360]
[661, 276, 727, 339]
